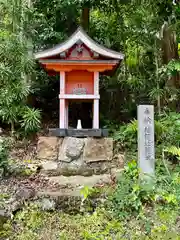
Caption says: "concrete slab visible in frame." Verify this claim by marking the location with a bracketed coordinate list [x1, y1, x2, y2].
[49, 129, 109, 137]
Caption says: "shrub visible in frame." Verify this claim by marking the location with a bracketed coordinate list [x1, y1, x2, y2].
[0, 205, 124, 240]
[0, 137, 10, 175]
[20, 107, 41, 136]
[110, 160, 154, 219]
[0, 83, 41, 137]
[113, 119, 137, 149]
[113, 111, 180, 154]
[157, 112, 180, 147]
[2, 199, 180, 239]
[110, 160, 180, 220]
[0, 28, 41, 137]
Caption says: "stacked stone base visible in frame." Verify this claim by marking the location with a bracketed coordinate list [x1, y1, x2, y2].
[0, 137, 124, 219]
[37, 137, 123, 176]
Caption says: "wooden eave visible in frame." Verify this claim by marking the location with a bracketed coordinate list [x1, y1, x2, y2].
[39, 59, 119, 72]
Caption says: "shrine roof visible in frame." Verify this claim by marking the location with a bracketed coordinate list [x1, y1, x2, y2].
[34, 27, 124, 60]
[39, 59, 119, 64]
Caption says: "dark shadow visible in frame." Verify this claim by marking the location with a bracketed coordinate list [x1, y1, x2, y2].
[69, 100, 92, 129]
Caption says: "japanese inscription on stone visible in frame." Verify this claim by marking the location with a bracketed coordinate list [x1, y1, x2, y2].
[138, 105, 155, 176]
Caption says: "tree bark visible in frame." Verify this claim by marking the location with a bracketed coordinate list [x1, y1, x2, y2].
[81, 4, 90, 31]
[161, 22, 180, 88]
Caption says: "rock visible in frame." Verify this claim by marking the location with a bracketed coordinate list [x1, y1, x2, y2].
[0, 136, 4, 143]
[37, 137, 62, 161]
[48, 174, 112, 188]
[38, 137, 116, 176]
[0, 168, 4, 178]
[39, 198, 56, 211]
[9, 200, 23, 214]
[36, 172, 124, 214]
[37, 191, 82, 214]
[113, 153, 125, 169]
[27, 163, 40, 172]
[83, 138, 113, 163]
[42, 161, 58, 171]
[1, 188, 36, 216]
[66, 138, 85, 160]
[0, 209, 10, 228]
[15, 187, 36, 201]
[59, 137, 85, 162]
[1, 197, 24, 217]
[56, 160, 111, 177]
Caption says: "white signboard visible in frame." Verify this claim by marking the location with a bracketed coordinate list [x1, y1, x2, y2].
[138, 105, 155, 177]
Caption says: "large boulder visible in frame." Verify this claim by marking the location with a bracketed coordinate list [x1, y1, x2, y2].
[58, 137, 85, 163]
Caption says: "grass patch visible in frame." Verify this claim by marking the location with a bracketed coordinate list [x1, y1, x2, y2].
[1, 205, 180, 240]
[1, 159, 180, 240]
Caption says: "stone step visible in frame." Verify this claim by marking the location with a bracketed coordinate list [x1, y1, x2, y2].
[41, 161, 59, 176]
[49, 174, 114, 187]
[40, 160, 114, 177]
[36, 171, 122, 213]
[38, 170, 122, 197]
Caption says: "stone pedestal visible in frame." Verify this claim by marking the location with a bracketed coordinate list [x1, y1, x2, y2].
[37, 137, 119, 176]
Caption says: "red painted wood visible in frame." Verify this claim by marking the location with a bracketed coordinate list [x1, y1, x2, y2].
[65, 70, 94, 94]
[66, 44, 93, 60]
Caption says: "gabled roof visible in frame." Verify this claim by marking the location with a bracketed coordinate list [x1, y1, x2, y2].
[34, 27, 124, 60]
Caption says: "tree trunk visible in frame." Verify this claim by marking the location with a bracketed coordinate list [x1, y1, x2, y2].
[161, 22, 180, 88]
[81, 4, 90, 31]
[11, 121, 15, 136]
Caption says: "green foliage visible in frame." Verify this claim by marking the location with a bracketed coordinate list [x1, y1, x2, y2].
[80, 186, 97, 201]
[113, 119, 137, 149]
[110, 160, 180, 220]
[0, 205, 124, 240]
[0, 80, 41, 136]
[1, 0, 180, 238]
[80, 186, 105, 214]
[2, 192, 180, 239]
[20, 107, 41, 136]
[114, 112, 180, 154]
[0, 88, 41, 136]
[0, 2, 41, 137]
[164, 146, 180, 160]
[25, 0, 180, 125]
[110, 160, 154, 219]
[164, 146, 180, 163]
[167, 59, 180, 75]
[157, 112, 180, 147]
[0, 137, 10, 174]
[1, 0, 180, 132]
[2, 161, 180, 239]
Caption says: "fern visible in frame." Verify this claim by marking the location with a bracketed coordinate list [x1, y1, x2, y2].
[164, 146, 180, 160]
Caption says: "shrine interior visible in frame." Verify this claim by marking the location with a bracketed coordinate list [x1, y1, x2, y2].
[68, 100, 93, 129]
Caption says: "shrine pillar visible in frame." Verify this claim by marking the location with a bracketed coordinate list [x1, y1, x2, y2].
[65, 100, 69, 128]
[93, 72, 99, 129]
[59, 71, 66, 128]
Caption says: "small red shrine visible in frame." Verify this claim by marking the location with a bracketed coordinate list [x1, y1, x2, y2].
[35, 27, 124, 137]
